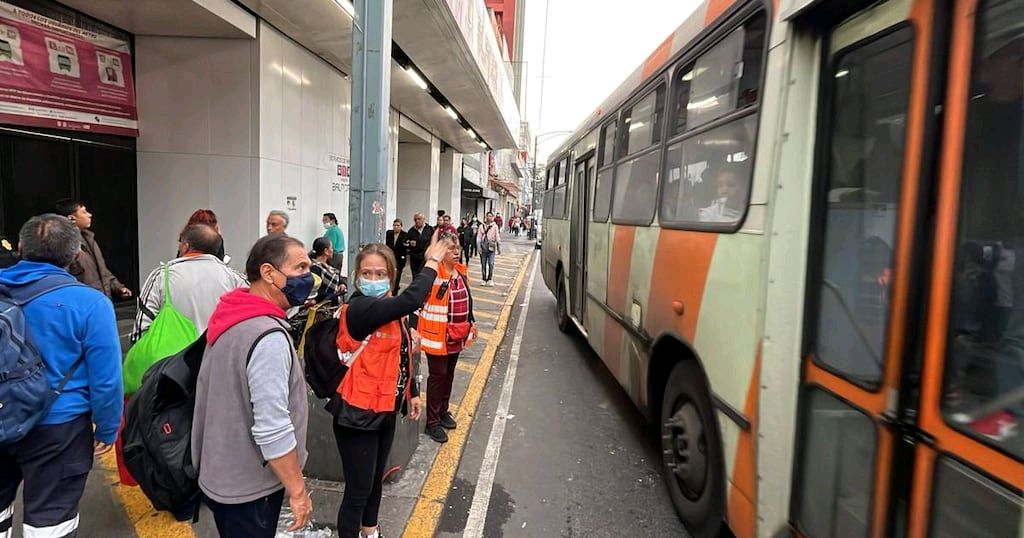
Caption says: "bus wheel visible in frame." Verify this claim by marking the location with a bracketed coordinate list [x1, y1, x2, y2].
[660, 360, 723, 538]
[556, 276, 571, 333]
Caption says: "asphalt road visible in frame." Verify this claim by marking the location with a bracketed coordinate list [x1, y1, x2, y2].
[437, 258, 690, 537]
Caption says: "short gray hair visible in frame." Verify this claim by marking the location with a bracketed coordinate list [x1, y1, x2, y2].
[268, 210, 289, 227]
[19, 214, 81, 268]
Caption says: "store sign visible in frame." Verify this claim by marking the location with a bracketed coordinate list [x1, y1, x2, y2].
[0, 2, 137, 136]
[327, 152, 350, 191]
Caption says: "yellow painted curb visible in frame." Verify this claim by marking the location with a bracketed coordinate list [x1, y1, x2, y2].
[98, 452, 196, 538]
[401, 251, 533, 538]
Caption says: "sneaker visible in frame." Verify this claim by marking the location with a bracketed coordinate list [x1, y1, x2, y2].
[970, 411, 1018, 441]
[440, 411, 457, 430]
[426, 424, 449, 443]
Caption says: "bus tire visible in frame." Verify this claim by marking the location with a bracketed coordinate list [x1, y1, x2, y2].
[660, 360, 724, 538]
[555, 274, 572, 333]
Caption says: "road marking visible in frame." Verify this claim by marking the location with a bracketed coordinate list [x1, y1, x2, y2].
[474, 310, 498, 320]
[464, 255, 538, 537]
[472, 296, 506, 306]
[402, 250, 533, 538]
[98, 452, 195, 538]
[456, 361, 475, 374]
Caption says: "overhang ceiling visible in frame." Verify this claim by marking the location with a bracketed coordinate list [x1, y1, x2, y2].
[58, 0, 256, 38]
[235, 0, 516, 153]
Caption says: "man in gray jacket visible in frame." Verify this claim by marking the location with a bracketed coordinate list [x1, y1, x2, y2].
[131, 224, 246, 341]
[191, 234, 313, 537]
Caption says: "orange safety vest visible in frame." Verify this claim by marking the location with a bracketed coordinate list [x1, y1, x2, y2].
[335, 304, 411, 413]
[418, 263, 469, 356]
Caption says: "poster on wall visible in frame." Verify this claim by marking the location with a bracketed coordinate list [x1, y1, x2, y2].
[0, 2, 137, 136]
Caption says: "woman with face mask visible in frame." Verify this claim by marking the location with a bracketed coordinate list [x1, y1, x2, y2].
[331, 232, 452, 538]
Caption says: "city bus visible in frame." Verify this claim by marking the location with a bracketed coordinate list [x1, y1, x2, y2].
[539, 0, 1024, 536]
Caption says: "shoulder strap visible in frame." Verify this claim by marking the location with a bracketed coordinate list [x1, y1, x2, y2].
[245, 318, 293, 367]
[162, 263, 173, 308]
[53, 356, 85, 394]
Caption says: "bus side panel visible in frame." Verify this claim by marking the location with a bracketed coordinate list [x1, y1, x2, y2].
[585, 220, 612, 357]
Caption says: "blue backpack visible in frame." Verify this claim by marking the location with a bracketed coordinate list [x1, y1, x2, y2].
[0, 276, 85, 445]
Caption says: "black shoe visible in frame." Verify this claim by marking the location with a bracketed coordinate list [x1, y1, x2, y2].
[440, 411, 457, 430]
[426, 424, 448, 443]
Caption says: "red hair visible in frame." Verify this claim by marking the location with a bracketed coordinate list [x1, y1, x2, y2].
[181, 209, 219, 239]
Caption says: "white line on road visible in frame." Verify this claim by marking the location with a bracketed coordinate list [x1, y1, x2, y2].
[464, 254, 540, 538]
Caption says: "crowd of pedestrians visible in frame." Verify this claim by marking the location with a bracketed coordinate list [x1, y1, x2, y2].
[0, 198, 529, 537]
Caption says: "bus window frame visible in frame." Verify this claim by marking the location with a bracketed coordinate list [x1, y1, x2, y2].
[802, 23, 916, 393]
[593, 117, 619, 223]
[610, 78, 669, 226]
[656, 9, 769, 234]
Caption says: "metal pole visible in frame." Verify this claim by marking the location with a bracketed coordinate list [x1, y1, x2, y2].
[349, 0, 393, 258]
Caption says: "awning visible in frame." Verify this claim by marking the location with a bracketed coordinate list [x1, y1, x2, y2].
[462, 179, 497, 199]
[490, 179, 520, 200]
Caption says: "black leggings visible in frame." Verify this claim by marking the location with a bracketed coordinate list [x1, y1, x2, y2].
[333, 414, 397, 537]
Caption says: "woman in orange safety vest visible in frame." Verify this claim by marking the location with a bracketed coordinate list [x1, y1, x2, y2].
[417, 231, 477, 444]
[332, 234, 452, 538]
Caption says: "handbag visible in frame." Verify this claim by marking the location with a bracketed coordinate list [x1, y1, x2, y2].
[447, 321, 472, 343]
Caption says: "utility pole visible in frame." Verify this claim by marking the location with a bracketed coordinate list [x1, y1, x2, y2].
[349, 0, 393, 257]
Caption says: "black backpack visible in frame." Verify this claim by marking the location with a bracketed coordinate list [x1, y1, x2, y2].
[302, 314, 347, 399]
[122, 332, 207, 517]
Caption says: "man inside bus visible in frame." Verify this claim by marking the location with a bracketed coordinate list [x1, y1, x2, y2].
[699, 164, 747, 223]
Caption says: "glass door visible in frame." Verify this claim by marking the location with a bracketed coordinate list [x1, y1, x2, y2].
[793, 0, 940, 536]
[910, 1, 1024, 536]
[570, 156, 592, 321]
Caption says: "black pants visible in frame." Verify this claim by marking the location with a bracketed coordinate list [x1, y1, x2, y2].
[334, 414, 397, 537]
[460, 243, 472, 264]
[393, 257, 407, 293]
[0, 415, 93, 538]
[426, 353, 459, 427]
[410, 256, 426, 276]
[206, 488, 285, 538]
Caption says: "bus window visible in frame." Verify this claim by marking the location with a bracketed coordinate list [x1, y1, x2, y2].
[661, 114, 756, 227]
[621, 85, 666, 156]
[592, 168, 613, 222]
[930, 457, 1023, 537]
[942, 0, 1024, 455]
[810, 28, 913, 389]
[611, 149, 661, 225]
[682, 12, 766, 130]
[599, 120, 616, 167]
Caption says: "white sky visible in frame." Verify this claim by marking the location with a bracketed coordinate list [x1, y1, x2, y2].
[520, 0, 703, 163]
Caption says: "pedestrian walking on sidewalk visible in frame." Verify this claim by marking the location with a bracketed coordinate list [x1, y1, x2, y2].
[56, 199, 133, 301]
[0, 214, 123, 538]
[385, 219, 408, 294]
[331, 235, 452, 538]
[192, 234, 313, 537]
[476, 212, 500, 286]
[457, 217, 474, 264]
[406, 213, 433, 276]
[418, 232, 477, 444]
[322, 212, 346, 270]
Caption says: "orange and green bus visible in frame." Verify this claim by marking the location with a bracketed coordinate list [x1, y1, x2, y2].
[540, 0, 1024, 536]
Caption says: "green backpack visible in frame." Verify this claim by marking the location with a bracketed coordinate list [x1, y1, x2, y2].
[123, 265, 199, 395]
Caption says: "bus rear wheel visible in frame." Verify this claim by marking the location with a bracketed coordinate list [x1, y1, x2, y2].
[556, 275, 571, 333]
[660, 360, 724, 538]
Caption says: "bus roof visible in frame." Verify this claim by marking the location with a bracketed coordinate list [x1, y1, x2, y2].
[546, 0, 747, 165]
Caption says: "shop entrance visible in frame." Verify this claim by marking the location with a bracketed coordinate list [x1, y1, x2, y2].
[0, 128, 139, 292]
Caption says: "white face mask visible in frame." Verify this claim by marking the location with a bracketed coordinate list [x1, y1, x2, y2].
[323, 221, 331, 229]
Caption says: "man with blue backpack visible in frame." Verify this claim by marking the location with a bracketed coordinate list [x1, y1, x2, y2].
[0, 214, 123, 538]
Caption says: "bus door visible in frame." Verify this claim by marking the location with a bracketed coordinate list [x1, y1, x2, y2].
[792, 0, 947, 536]
[907, 1, 1024, 536]
[569, 155, 593, 322]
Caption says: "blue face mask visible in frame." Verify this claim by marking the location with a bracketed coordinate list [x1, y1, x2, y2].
[358, 278, 390, 298]
[277, 271, 315, 307]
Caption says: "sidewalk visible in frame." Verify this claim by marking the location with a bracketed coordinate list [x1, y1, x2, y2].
[61, 235, 536, 538]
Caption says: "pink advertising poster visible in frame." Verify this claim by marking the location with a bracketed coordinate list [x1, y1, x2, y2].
[0, 1, 137, 136]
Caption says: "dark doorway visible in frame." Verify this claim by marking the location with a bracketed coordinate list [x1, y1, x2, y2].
[0, 128, 138, 293]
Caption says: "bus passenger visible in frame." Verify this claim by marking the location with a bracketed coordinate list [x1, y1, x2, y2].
[699, 165, 747, 223]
